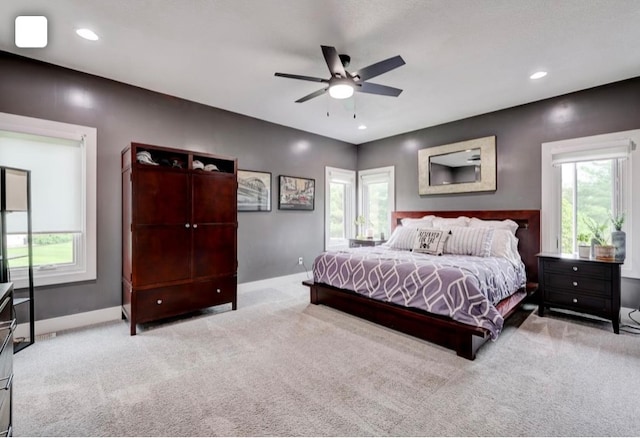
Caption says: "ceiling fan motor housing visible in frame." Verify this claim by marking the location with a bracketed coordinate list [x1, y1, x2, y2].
[339, 54, 350, 68]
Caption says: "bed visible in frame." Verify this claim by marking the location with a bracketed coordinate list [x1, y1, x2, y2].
[303, 209, 540, 360]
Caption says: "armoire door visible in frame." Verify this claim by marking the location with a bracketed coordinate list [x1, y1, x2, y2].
[135, 168, 190, 225]
[191, 172, 237, 279]
[192, 224, 237, 278]
[192, 172, 237, 224]
[133, 168, 191, 286]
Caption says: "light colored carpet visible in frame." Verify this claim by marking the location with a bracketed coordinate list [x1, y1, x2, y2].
[13, 277, 640, 436]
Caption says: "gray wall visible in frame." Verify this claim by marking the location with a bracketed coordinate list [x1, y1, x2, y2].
[2, 49, 639, 320]
[0, 52, 356, 320]
[357, 77, 640, 308]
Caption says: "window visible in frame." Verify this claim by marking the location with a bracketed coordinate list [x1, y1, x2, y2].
[0, 112, 96, 287]
[542, 130, 638, 278]
[325, 167, 355, 250]
[358, 166, 395, 240]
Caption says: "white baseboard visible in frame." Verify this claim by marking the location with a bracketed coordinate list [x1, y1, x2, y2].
[237, 271, 309, 292]
[16, 271, 311, 337]
[15, 305, 122, 339]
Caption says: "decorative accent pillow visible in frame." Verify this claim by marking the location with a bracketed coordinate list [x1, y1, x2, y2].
[469, 217, 519, 235]
[412, 228, 449, 255]
[444, 226, 495, 257]
[384, 226, 419, 250]
[432, 216, 470, 230]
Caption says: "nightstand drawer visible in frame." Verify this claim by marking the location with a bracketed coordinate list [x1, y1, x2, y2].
[542, 259, 610, 279]
[545, 290, 610, 314]
[544, 274, 610, 297]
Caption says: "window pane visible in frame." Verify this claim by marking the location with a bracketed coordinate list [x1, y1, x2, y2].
[7, 233, 75, 268]
[329, 182, 346, 239]
[561, 160, 614, 253]
[366, 182, 389, 236]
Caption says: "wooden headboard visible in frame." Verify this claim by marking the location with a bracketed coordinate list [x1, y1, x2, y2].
[391, 210, 541, 284]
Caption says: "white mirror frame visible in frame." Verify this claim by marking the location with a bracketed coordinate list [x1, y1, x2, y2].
[418, 135, 497, 195]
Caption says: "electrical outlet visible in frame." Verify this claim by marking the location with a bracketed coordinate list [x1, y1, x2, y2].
[298, 257, 303, 265]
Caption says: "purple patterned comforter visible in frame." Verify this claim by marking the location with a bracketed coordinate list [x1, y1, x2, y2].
[312, 247, 527, 339]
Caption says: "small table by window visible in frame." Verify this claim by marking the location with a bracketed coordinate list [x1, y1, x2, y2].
[349, 238, 386, 248]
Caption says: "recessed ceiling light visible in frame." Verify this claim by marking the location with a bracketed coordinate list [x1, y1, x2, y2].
[76, 28, 99, 41]
[358, 124, 367, 130]
[530, 71, 547, 80]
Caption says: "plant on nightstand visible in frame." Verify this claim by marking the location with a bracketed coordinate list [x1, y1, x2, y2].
[354, 215, 367, 239]
[585, 217, 615, 261]
[577, 232, 591, 258]
[610, 212, 626, 261]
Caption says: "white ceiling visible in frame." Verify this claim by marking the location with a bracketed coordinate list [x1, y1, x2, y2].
[1, 0, 640, 145]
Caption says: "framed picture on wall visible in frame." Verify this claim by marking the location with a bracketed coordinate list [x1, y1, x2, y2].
[278, 175, 315, 211]
[237, 169, 272, 212]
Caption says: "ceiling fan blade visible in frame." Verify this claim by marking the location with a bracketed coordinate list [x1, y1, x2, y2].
[295, 88, 328, 103]
[352, 55, 405, 82]
[356, 82, 403, 97]
[275, 72, 329, 83]
[321, 45, 347, 78]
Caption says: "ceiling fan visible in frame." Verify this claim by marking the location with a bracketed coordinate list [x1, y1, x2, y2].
[275, 45, 405, 103]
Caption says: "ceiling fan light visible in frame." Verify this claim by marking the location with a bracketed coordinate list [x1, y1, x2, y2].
[329, 83, 354, 99]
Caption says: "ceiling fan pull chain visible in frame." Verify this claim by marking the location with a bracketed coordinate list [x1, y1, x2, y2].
[326, 92, 330, 117]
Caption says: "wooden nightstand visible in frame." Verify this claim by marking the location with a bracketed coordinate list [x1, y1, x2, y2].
[537, 252, 622, 333]
[348, 238, 386, 248]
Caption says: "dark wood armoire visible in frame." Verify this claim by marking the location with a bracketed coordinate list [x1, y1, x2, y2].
[121, 142, 237, 335]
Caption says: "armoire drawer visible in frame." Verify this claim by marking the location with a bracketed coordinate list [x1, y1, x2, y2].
[135, 284, 194, 323]
[134, 277, 236, 323]
[192, 277, 236, 307]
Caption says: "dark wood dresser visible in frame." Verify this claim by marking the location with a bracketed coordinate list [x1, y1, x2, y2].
[0, 283, 14, 436]
[537, 252, 622, 333]
[121, 143, 238, 335]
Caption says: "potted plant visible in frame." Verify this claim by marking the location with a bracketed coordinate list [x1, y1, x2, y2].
[610, 212, 626, 261]
[585, 218, 615, 261]
[354, 215, 367, 239]
[577, 233, 591, 258]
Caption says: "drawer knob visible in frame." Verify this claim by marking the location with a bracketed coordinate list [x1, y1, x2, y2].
[216, 288, 221, 293]
[193, 224, 198, 229]
[572, 281, 578, 287]
[572, 266, 578, 271]
[572, 298, 578, 303]
[185, 223, 190, 228]
[157, 299, 163, 305]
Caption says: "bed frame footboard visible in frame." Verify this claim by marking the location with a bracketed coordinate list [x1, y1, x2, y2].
[304, 280, 500, 360]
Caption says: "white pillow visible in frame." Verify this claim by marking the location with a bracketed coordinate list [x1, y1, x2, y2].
[400, 217, 434, 228]
[412, 228, 449, 255]
[444, 226, 495, 257]
[490, 229, 521, 262]
[384, 226, 419, 250]
[432, 216, 470, 230]
[469, 217, 519, 235]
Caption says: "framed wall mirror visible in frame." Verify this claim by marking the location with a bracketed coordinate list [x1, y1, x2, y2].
[418, 136, 496, 195]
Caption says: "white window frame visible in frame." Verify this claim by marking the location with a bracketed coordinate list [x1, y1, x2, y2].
[541, 129, 638, 279]
[325, 167, 356, 250]
[358, 166, 395, 240]
[0, 112, 97, 288]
